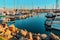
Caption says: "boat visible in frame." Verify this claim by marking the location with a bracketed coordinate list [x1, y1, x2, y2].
[15, 12, 24, 16]
[51, 16, 60, 30]
[51, 23, 60, 30]
[46, 13, 55, 18]
[6, 15, 15, 21]
[53, 10, 60, 16]
[46, 11, 56, 18]
[15, 16, 21, 19]
[54, 10, 60, 13]
[56, 13, 60, 16]
[45, 19, 53, 31]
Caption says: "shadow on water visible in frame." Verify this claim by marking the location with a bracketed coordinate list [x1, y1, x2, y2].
[51, 30, 60, 37]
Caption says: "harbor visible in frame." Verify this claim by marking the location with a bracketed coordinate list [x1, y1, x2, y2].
[0, 0, 60, 40]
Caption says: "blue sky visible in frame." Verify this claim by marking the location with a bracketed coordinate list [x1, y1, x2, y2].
[0, 0, 59, 9]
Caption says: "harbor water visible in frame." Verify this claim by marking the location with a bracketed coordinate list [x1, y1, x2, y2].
[7, 13, 60, 37]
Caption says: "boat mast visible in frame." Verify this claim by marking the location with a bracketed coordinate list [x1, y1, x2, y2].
[3, 0, 6, 9]
[14, 0, 16, 9]
[32, 0, 34, 13]
[17, 0, 19, 14]
[44, 0, 46, 9]
[20, 0, 23, 12]
[32, 1, 34, 10]
[56, 0, 58, 10]
[17, 0, 19, 9]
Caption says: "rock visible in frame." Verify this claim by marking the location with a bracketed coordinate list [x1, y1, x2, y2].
[19, 37, 26, 40]
[41, 34, 47, 39]
[29, 32, 33, 40]
[4, 28, 13, 39]
[9, 24, 15, 28]
[20, 30, 27, 37]
[50, 33, 60, 40]
[9, 24, 16, 32]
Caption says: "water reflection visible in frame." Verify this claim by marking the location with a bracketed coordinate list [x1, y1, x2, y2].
[11, 13, 46, 33]
[7, 13, 50, 34]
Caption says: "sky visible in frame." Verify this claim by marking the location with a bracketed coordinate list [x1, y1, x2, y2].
[0, 0, 59, 9]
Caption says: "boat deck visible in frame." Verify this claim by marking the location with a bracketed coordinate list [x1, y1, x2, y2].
[45, 12, 60, 30]
[51, 24, 60, 30]
[56, 13, 60, 16]
[51, 16, 60, 30]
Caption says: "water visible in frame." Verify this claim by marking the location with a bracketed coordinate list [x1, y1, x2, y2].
[52, 30, 60, 37]
[7, 13, 60, 37]
[15, 13, 47, 34]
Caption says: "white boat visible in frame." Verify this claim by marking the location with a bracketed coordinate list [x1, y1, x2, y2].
[51, 16, 60, 30]
[56, 13, 60, 16]
[51, 23, 60, 30]
[55, 16, 60, 19]
[45, 19, 53, 27]
[46, 12, 56, 18]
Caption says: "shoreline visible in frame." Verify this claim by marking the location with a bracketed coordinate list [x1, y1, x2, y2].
[0, 23, 60, 40]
